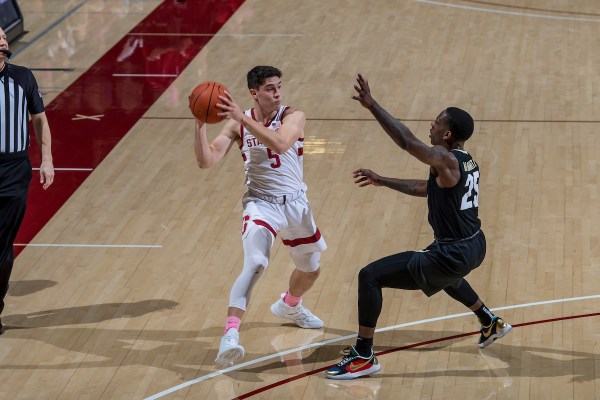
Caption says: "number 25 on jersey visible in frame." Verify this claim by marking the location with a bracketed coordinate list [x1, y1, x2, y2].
[460, 171, 479, 210]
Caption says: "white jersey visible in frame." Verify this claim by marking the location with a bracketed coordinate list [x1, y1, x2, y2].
[239, 105, 306, 197]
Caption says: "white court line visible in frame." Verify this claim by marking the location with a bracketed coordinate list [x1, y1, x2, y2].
[32, 168, 93, 171]
[144, 293, 600, 400]
[14, 244, 162, 248]
[112, 74, 178, 78]
[127, 32, 302, 37]
[416, 0, 600, 23]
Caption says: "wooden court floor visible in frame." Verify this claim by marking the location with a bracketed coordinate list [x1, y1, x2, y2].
[1, 0, 599, 399]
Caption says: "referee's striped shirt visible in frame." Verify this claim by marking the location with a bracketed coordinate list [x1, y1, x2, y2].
[0, 63, 45, 154]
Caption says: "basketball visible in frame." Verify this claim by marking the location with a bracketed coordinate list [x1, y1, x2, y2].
[189, 81, 229, 124]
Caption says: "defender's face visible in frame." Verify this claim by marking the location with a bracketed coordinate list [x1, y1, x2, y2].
[251, 76, 282, 113]
[429, 111, 450, 146]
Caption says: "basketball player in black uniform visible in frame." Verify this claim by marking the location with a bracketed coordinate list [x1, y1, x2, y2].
[326, 74, 511, 380]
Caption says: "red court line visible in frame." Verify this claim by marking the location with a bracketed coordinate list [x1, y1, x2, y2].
[232, 312, 600, 399]
[16, 0, 245, 256]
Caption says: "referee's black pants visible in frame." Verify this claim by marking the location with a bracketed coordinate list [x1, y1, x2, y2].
[0, 153, 31, 316]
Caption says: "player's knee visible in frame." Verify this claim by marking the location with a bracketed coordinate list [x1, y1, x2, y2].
[358, 264, 377, 285]
[243, 255, 268, 275]
[292, 252, 321, 273]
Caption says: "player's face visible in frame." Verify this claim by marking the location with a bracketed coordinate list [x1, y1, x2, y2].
[429, 111, 450, 146]
[254, 76, 282, 112]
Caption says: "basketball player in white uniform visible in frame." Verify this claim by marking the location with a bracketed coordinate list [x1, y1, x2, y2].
[193, 66, 326, 366]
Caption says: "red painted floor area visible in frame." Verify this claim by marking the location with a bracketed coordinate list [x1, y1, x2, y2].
[16, 0, 245, 256]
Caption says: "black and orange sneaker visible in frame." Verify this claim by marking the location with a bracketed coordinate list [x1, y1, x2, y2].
[478, 316, 512, 348]
[325, 345, 381, 380]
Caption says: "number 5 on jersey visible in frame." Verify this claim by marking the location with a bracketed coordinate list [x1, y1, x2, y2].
[267, 148, 281, 168]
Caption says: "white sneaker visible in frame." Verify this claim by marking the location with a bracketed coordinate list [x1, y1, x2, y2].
[215, 328, 245, 367]
[270, 293, 323, 329]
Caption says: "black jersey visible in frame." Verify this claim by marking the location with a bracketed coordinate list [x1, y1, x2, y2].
[426, 149, 481, 240]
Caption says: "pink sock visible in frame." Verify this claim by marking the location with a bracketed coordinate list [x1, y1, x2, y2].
[283, 291, 302, 307]
[224, 316, 241, 334]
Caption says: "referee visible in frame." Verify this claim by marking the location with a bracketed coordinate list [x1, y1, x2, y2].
[0, 27, 55, 334]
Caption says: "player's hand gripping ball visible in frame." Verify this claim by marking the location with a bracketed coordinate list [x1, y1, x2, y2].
[189, 81, 229, 124]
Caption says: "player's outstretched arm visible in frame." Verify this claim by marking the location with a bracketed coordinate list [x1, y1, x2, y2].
[194, 118, 239, 169]
[352, 74, 460, 187]
[353, 168, 427, 197]
[353, 74, 430, 157]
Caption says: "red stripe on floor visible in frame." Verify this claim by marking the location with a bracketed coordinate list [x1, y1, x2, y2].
[16, 0, 245, 256]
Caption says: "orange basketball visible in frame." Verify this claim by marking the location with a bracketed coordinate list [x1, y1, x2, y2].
[189, 81, 229, 124]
